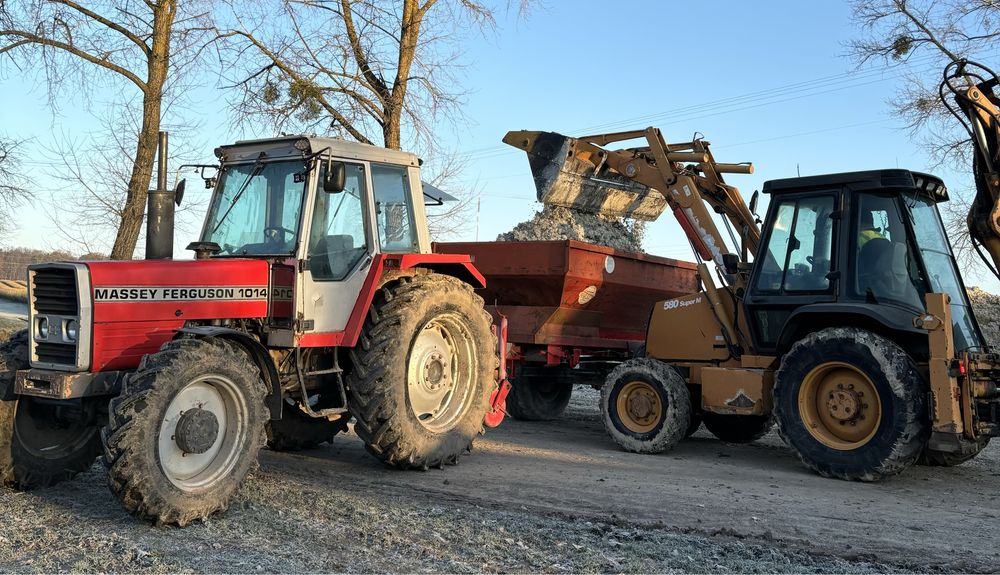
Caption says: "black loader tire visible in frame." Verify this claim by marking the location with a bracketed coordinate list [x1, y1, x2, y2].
[702, 413, 773, 443]
[505, 366, 574, 421]
[102, 338, 268, 525]
[917, 438, 991, 467]
[0, 329, 101, 489]
[601, 358, 691, 454]
[775, 327, 929, 481]
[685, 410, 703, 438]
[266, 403, 349, 451]
[347, 274, 496, 469]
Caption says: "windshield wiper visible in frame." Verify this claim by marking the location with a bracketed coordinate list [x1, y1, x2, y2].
[212, 152, 267, 234]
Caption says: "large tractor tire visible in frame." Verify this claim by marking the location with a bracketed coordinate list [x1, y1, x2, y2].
[505, 366, 574, 421]
[601, 358, 691, 454]
[917, 438, 991, 467]
[775, 328, 929, 481]
[347, 274, 496, 469]
[102, 338, 268, 526]
[0, 329, 101, 489]
[702, 413, 773, 443]
[266, 402, 349, 452]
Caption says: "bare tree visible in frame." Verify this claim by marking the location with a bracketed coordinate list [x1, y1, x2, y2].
[0, 1, 213, 259]
[0, 135, 30, 242]
[849, 0, 1000, 167]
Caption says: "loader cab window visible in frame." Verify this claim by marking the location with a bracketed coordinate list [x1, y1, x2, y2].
[371, 164, 417, 252]
[308, 162, 368, 281]
[754, 195, 835, 293]
[852, 194, 924, 310]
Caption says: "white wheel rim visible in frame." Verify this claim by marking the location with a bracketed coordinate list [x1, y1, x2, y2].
[157, 375, 249, 492]
[406, 313, 477, 432]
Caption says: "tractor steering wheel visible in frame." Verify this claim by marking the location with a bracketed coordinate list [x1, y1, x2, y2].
[264, 226, 295, 243]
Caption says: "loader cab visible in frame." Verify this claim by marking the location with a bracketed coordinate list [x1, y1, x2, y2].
[745, 169, 984, 356]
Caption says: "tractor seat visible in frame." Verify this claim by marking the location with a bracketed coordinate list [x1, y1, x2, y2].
[310, 234, 361, 280]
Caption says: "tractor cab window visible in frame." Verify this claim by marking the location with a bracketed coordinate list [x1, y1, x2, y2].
[371, 164, 417, 252]
[308, 162, 368, 281]
[754, 196, 834, 293]
[202, 160, 306, 255]
[852, 194, 924, 309]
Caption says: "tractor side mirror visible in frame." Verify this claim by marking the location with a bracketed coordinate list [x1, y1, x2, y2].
[173, 178, 186, 207]
[749, 190, 759, 217]
[324, 160, 346, 193]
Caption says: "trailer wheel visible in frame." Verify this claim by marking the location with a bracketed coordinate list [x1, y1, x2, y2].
[266, 401, 349, 452]
[775, 328, 929, 481]
[917, 438, 990, 467]
[348, 274, 496, 469]
[702, 413, 773, 443]
[0, 330, 101, 489]
[103, 338, 268, 525]
[601, 358, 690, 454]
[505, 366, 574, 421]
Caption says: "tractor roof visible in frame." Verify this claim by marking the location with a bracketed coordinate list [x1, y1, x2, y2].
[215, 135, 421, 167]
[762, 169, 948, 202]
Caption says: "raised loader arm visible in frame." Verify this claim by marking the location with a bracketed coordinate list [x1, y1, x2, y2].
[942, 60, 1000, 278]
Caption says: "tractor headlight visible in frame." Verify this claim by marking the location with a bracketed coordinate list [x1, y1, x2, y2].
[65, 319, 79, 342]
[36, 316, 49, 340]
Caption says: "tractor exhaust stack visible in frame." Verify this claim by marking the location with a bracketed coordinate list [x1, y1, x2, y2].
[146, 131, 175, 259]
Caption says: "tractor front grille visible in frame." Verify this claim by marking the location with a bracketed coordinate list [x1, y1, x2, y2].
[34, 341, 78, 365]
[28, 263, 90, 371]
[32, 268, 78, 315]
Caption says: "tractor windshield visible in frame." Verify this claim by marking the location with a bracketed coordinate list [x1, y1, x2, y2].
[202, 159, 307, 256]
[903, 193, 983, 351]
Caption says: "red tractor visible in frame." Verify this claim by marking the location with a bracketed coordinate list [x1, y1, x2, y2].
[0, 136, 509, 525]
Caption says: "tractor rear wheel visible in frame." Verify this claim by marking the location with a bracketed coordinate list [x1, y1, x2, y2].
[775, 328, 929, 481]
[347, 274, 496, 469]
[103, 338, 268, 525]
[601, 358, 691, 453]
[266, 400, 349, 452]
[505, 366, 574, 421]
[702, 413, 773, 443]
[917, 438, 990, 466]
[0, 330, 102, 489]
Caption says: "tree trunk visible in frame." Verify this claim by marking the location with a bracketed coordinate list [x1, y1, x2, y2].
[109, 0, 176, 260]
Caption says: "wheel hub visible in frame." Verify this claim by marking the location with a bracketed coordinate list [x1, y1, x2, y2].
[627, 392, 656, 424]
[799, 362, 881, 450]
[616, 381, 662, 434]
[826, 387, 864, 424]
[406, 314, 476, 432]
[174, 408, 220, 454]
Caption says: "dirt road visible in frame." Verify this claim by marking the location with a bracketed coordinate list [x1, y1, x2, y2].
[0, 388, 996, 572]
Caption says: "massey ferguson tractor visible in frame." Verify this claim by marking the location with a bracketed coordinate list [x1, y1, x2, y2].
[0, 135, 508, 525]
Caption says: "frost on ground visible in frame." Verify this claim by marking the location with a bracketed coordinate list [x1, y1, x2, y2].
[967, 287, 1000, 348]
[497, 205, 646, 253]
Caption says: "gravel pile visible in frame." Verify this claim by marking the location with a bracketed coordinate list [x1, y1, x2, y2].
[497, 206, 645, 253]
[968, 286, 1000, 348]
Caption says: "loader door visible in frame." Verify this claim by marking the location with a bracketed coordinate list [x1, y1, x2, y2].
[745, 192, 839, 353]
[298, 161, 375, 334]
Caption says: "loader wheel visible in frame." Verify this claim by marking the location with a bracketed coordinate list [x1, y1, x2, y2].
[505, 366, 574, 421]
[601, 358, 691, 454]
[703, 413, 773, 444]
[266, 401, 350, 452]
[103, 338, 268, 525]
[917, 438, 990, 467]
[0, 329, 101, 489]
[347, 274, 496, 469]
[685, 411, 703, 438]
[775, 328, 929, 481]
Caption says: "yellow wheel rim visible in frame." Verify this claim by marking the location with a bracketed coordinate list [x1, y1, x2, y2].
[798, 361, 882, 450]
[616, 381, 662, 434]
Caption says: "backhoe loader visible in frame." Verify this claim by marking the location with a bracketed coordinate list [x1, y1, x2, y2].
[502, 58, 1000, 480]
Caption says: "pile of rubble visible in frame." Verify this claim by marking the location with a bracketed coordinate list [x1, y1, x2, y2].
[497, 206, 646, 253]
[967, 286, 1000, 348]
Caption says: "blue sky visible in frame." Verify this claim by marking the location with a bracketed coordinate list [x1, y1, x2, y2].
[2, 0, 996, 290]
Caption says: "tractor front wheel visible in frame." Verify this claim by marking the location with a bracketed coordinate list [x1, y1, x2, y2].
[102, 338, 268, 525]
[601, 358, 691, 454]
[0, 330, 101, 489]
[347, 274, 496, 469]
[775, 328, 929, 481]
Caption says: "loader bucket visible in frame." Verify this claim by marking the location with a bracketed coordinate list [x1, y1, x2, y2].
[503, 130, 667, 221]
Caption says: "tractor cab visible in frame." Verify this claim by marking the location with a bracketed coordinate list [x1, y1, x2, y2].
[746, 169, 985, 355]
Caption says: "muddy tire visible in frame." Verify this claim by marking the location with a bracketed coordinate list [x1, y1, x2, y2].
[102, 338, 268, 525]
[0, 329, 101, 489]
[601, 358, 691, 454]
[775, 328, 929, 481]
[703, 413, 773, 443]
[347, 274, 496, 469]
[685, 411, 703, 438]
[266, 403, 349, 452]
[917, 438, 990, 467]
[505, 367, 573, 421]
